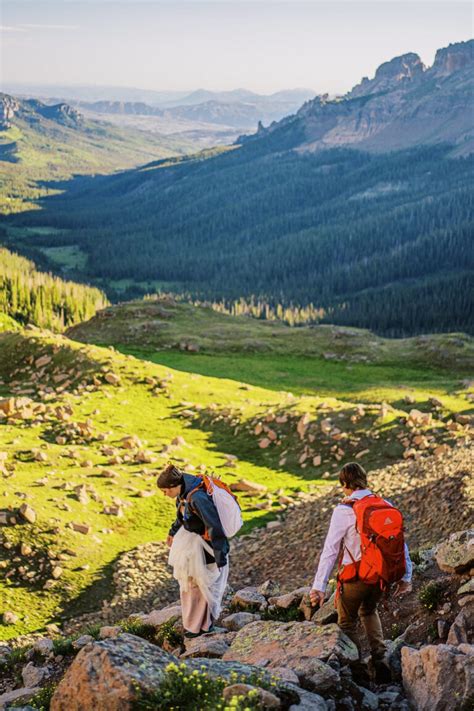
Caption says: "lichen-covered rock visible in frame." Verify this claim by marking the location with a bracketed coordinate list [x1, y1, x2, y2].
[435, 529, 474, 574]
[232, 587, 268, 611]
[401, 643, 474, 711]
[50, 634, 175, 711]
[223, 621, 357, 685]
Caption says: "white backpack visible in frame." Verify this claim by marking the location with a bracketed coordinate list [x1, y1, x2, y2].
[188, 475, 243, 538]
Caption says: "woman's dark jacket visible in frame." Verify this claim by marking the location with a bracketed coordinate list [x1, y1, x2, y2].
[168, 474, 229, 568]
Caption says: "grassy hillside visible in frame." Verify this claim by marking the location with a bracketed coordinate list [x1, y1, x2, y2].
[0, 304, 472, 639]
[0, 112, 197, 215]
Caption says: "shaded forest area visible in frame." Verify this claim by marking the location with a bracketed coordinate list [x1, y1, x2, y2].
[6, 143, 474, 336]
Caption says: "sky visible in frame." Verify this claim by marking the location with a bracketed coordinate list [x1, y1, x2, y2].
[1, 1, 472, 95]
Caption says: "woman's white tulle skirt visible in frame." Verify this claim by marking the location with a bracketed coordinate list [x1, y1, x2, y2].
[168, 526, 229, 619]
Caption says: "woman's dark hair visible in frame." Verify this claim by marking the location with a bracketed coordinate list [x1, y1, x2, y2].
[157, 463, 184, 489]
[339, 462, 368, 490]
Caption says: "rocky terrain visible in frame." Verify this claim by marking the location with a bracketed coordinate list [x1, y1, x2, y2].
[0, 524, 472, 710]
[241, 40, 474, 156]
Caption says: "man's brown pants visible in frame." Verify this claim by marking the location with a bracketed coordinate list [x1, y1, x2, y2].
[336, 579, 387, 660]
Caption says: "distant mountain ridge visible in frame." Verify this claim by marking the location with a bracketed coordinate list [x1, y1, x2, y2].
[0, 93, 84, 129]
[240, 39, 474, 155]
[31, 88, 317, 131]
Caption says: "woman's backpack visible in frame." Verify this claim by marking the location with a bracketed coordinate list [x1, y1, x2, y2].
[339, 494, 406, 589]
[187, 474, 243, 538]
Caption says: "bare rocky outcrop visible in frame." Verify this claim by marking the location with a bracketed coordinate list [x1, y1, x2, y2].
[401, 643, 474, 711]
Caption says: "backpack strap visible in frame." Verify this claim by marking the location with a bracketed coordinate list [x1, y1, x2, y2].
[185, 480, 212, 542]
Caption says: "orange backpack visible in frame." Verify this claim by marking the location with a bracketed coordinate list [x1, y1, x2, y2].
[338, 494, 406, 590]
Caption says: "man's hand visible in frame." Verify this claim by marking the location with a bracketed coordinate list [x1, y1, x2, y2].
[310, 589, 325, 608]
[166, 535, 173, 548]
[393, 580, 412, 597]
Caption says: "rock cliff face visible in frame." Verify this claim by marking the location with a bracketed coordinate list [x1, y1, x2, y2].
[0, 92, 83, 129]
[240, 40, 473, 156]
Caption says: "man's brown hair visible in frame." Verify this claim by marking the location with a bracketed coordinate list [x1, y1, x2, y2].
[339, 462, 368, 490]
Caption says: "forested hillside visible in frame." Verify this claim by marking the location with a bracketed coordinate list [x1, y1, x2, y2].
[10, 144, 473, 335]
[0, 247, 108, 330]
[2, 40, 473, 336]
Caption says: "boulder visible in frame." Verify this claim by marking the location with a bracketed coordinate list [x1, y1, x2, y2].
[269, 586, 310, 609]
[181, 635, 229, 659]
[0, 688, 41, 710]
[257, 579, 280, 597]
[50, 634, 175, 711]
[447, 603, 474, 645]
[137, 604, 182, 627]
[230, 479, 267, 494]
[221, 612, 261, 631]
[401, 643, 474, 711]
[222, 683, 281, 708]
[19, 504, 36, 524]
[22, 662, 49, 687]
[223, 621, 357, 686]
[435, 529, 474, 573]
[2, 610, 19, 625]
[232, 587, 268, 611]
[312, 593, 338, 625]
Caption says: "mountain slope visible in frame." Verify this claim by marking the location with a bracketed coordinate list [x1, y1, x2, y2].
[241, 40, 474, 156]
[0, 93, 197, 213]
[4, 41, 474, 335]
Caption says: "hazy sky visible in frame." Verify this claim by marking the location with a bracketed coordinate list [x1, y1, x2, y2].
[1, 1, 472, 94]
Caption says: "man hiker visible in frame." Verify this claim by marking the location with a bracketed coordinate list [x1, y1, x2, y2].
[310, 462, 412, 680]
[157, 463, 230, 638]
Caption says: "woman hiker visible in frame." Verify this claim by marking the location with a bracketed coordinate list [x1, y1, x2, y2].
[157, 463, 230, 638]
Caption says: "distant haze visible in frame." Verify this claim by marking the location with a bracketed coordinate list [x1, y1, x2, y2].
[1, 1, 472, 95]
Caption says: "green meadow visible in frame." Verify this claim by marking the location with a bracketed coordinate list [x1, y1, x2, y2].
[0, 300, 472, 640]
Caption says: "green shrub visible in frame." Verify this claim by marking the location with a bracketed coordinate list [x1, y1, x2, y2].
[155, 618, 183, 649]
[419, 581, 444, 611]
[0, 644, 32, 670]
[261, 606, 302, 622]
[119, 618, 157, 642]
[410, 550, 423, 566]
[132, 663, 278, 710]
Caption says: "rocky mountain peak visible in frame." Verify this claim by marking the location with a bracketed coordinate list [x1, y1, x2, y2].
[0, 93, 21, 128]
[349, 52, 425, 98]
[375, 52, 424, 80]
[430, 39, 474, 77]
